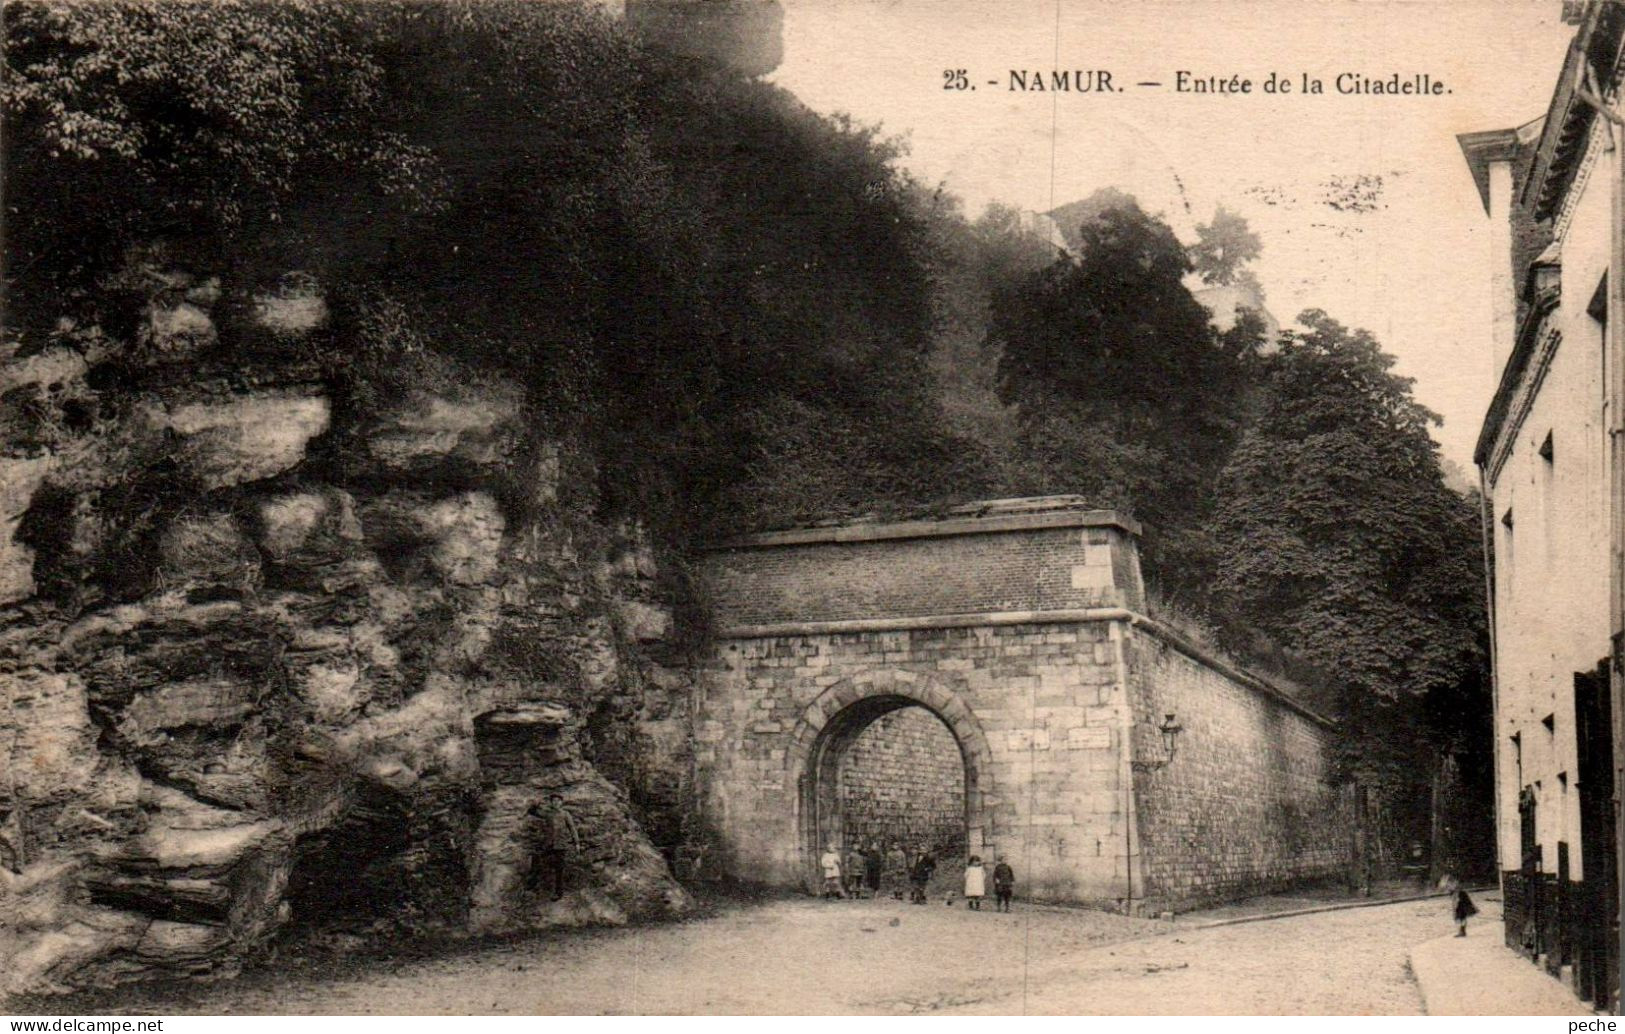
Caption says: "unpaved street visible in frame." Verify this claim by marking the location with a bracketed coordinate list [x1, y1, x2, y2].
[30, 893, 1465, 1015]
[1015, 897, 1445, 1015]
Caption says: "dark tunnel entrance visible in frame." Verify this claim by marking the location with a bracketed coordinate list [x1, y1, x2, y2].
[806, 694, 970, 895]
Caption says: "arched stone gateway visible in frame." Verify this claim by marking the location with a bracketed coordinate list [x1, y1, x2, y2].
[695, 498, 1356, 912]
[786, 672, 994, 889]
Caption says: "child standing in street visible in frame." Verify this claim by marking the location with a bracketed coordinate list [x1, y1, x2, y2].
[845, 843, 867, 899]
[993, 856, 1015, 913]
[963, 855, 986, 910]
[909, 850, 936, 905]
[864, 841, 883, 899]
[1454, 889, 1478, 937]
[886, 841, 908, 899]
[820, 843, 843, 900]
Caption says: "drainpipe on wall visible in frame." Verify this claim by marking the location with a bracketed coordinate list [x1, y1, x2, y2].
[1467, 129, 1518, 886]
[1109, 619, 1136, 914]
[1613, 102, 1625, 1023]
[1476, 464, 1502, 877]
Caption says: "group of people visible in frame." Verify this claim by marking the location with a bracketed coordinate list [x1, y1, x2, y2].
[819, 841, 1016, 912]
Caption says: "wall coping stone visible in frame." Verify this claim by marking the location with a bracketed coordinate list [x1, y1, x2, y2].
[704, 501, 1141, 550]
[715, 607, 1334, 729]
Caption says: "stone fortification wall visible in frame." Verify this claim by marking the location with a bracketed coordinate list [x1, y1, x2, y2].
[696, 503, 1353, 913]
[696, 622, 1135, 903]
[703, 506, 1143, 630]
[1128, 632, 1351, 909]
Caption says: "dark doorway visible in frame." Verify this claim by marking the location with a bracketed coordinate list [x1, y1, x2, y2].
[1573, 663, 1617, 1008]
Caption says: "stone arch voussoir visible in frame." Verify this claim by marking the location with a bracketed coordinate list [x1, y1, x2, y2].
[785, 670, 992, 779]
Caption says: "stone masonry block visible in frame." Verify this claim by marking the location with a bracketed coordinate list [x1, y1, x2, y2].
[1070, 563, 1114, 590]
[1085, 705, 1122, 726]
[1068, 726, 1112, 750]
[1007, 728, 1052, 751]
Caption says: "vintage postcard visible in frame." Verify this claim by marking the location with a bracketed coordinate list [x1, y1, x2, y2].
[0, 0, 1619, 1020]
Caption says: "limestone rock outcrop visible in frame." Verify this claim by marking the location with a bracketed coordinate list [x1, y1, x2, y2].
[1, 265, 693, 996]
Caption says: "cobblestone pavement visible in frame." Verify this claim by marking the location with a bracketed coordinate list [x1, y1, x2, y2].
[23, 894, 1477, 1015]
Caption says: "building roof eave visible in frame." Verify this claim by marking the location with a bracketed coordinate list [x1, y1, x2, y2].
[1525, 3, 1625, 220]
[1457, 128, 1525, 213]
[1475, 291, 1562, 470]
[705, 503, 1141, 550]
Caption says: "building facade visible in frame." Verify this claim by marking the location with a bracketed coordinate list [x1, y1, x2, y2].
[1461, 1, 1624, 1009]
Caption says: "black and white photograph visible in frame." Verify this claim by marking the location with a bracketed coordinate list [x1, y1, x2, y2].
[1, 0, 1622, 1019]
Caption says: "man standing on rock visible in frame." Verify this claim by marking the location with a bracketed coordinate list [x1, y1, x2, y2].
[527, 793, 581, 902]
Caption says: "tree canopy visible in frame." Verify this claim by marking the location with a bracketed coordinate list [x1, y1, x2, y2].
[1190, 204, 1263, 287]
[988, 192, 1263, 566]
[1207, 310, 1487, 781]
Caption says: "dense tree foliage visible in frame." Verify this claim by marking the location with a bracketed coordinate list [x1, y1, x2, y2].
[984, 195, 1488, 868]
[911, 198, 1057, 489]
[1208, 312, 1487, 756]
[3, 0, 979, 545]
[1206, 310, 1490, 868]
[988, 194, 1264, 598]
[3, 0, 436, 330]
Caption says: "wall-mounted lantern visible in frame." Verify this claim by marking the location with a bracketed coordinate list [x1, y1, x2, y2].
[1133, 713, 1183, 771]
[1159, 713, 1182, 761]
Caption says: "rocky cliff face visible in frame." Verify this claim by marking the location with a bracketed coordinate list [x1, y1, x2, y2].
[0, 265, 696, 995]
